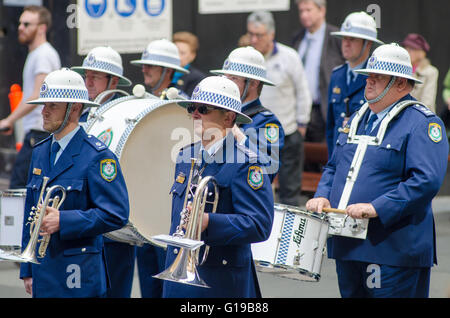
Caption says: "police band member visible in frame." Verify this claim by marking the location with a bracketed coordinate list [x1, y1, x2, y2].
[211, 46, 285, 182]
[326, 11, 383, 157]
[72, 46, 132, 123]
[162, 76, 274, 297]
[131, 39, 189, 99]
[306, 43, 449, 298]
[72, 46, 134, 298]
[20, 68, 129, 298]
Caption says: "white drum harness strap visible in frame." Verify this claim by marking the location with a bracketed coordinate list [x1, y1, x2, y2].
[328, 100, 428, 239]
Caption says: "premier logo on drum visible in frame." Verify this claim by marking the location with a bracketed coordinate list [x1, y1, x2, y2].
[292, 217, 308, 247]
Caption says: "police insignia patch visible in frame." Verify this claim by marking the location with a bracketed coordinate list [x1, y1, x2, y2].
[264, 123, 279, 143]
[100, 159, 117, 182]
[97, 128, 113, 147]
[248, 166, 263, 190]
[428, 123, 442, 143]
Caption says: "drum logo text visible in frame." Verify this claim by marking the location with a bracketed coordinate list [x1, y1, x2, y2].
[293, 218, 307, 247]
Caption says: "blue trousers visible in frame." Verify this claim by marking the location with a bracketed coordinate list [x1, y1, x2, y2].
[104, 240, 136, 298]
[10, 130, 49, 189]
[136, 243, 166, 298]
[335, 260, 431, 298]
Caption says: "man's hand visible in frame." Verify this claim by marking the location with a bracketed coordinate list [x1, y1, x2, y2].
[306, 197, 331, 213]
[298, 126, 306, 137]
[0, 118, 13, 135]
[346, 203, 378, 219]
[40, 206, 60, 235]
[23, 277, 32, 295]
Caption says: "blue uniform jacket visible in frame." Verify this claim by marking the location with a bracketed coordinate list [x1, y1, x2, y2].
[19, 127, 129, 297]
[239, 98, 285, 182]
[326, 62, 367, 157]
[162, 133, 274, 298]
[316, 95, 449, 268]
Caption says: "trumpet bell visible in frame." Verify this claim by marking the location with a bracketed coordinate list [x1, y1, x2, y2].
[153, 248, 210, 288]
[0, 248, 39, 264]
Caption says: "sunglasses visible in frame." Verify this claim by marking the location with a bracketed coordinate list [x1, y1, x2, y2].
[18, 21, 40, 28]
[186, 104, 219, 115]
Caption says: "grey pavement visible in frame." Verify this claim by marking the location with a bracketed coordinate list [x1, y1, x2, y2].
[1, 174, 449, 297]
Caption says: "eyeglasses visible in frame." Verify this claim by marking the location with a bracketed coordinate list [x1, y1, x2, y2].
[186, 104, 218, 114]
[18, 21, 40, 28]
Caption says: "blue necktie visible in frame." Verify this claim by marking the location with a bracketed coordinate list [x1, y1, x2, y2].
[365, 114, 377, 134]
[50, 142, 60, 167]
[348, 70, 355, 85]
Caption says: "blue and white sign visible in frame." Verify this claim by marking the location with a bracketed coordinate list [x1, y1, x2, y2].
[77, 0, 173, 55]
[85, 0, 108, 18]
[199, 0, 289, 14]
[114, 0, 137, 17]
[143, 0, 165, 17]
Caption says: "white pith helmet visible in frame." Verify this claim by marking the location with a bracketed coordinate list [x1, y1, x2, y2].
[130, 39, 189, 74]
[210, 46, 274, 86]
[71, 46, 132, 87]
[28, 68, 100, 107]
[354, 43, 423, 83]
[177, 76, 252, 124]
[331, 11, 383, 45]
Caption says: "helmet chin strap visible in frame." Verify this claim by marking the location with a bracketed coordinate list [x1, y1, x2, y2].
[151, 67, 168, 95]
[355, 40, 369, 62]
[240, 79, 250, 102]
[53, 102, 74, 135]
[365, 75, 396, 104]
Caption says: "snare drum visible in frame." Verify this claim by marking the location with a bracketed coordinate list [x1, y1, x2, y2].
[251, 203, 329, 282]
[0, 189, 27, 249]
[85, 95, 193, 247]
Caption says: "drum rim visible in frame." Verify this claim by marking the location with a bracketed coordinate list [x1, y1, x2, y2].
[85, 95, 136, 131]
[274, 203, 328, 222]
[115, 99, 180, 159]
[0, 189, 27, 197]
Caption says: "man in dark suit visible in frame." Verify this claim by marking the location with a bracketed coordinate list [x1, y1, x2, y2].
[292, 0, 344, 143]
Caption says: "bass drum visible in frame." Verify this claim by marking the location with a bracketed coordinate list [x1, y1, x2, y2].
[85, 95, 194, 247]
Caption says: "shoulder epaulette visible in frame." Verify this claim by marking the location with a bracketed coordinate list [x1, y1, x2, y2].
[236, 143, 257, 160]
[332, 63, 346, 72]
[33, 135, 52, 148]
[412, 104, 435, 117]
[86, 134, 108, 151]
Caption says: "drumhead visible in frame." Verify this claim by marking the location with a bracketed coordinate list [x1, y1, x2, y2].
[120, 102, 193, 244]
[87, 97, 193, 246]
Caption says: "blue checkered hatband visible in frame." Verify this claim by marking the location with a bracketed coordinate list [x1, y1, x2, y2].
[141, 52, 180, 67]
[368, 60, 413, 77]
[83, 58, 123, 76]
[40, 87, 89, 101]
[192, 91, 241, 112]
[341, 25, 377, 40]
[224, 61, 267, 79]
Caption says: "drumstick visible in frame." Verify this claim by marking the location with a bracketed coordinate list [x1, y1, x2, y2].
[322, 207, 347, 214]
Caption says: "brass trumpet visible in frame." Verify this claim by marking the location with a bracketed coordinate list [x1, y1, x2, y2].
[153, 158, 219, 288]
[0, 176, 66, 264]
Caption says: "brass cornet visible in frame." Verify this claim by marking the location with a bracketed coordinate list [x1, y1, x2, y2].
[0, 176, 66, 264]
[152, 158, 219, 288]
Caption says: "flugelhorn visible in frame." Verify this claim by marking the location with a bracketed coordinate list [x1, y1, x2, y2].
[152, 158, 219, 288]
[0, 177, 66, 264]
